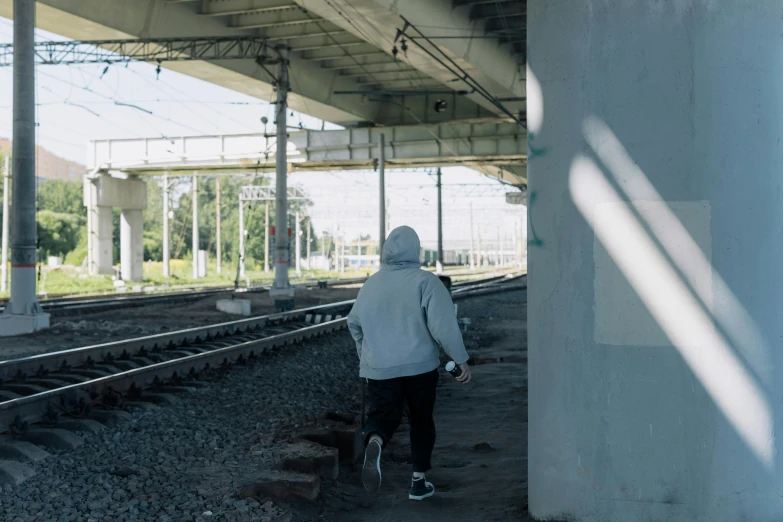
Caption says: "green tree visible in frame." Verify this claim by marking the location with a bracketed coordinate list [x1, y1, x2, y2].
[37, 210, 81, 258]
[38, 179, 84, 216]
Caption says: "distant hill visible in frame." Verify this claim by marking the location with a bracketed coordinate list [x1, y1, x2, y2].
[0, 138, 84, 182]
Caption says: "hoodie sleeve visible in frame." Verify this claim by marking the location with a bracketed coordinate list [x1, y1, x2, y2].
[422, 276, 469, 364]
[347, 303, 364, 359]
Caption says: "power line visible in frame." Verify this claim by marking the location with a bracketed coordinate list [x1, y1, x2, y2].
[35, 69, 208, 135]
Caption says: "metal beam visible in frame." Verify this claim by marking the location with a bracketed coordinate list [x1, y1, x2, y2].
[88, 120, 527, 185]
[229, 6, 314, 29]
[261, 23, 346, 41]
[200, 0, 296, 16]
[299, 47, 385, 61]
[340, 64, 420, 77]
[240, 185, 307, 201]
[319, 54, 397, 70]
[0, 36, 272, 66]
[355, 77, 442, 88]
[286, 32, 366, 51]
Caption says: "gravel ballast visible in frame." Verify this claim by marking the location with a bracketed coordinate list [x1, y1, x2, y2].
[0, 330, 360, 522]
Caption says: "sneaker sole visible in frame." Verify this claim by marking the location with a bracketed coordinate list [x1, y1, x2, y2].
[408, 489, 435, 501]
[362, 440, 382, 493]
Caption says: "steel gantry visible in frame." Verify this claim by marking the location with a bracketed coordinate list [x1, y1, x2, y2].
[0, 36, 274, 66]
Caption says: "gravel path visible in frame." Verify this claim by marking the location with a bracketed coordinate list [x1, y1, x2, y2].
[0, 330, 360, 522]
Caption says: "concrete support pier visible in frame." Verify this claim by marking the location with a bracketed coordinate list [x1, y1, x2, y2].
[84, 173, 146, 280]
[120, 209, 143, 282]
[528, 2, 783, 521]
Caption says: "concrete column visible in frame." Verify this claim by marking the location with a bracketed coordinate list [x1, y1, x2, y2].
[215, 177, 221, 274]
[162, 175, 170, 278]
[529, 2, 783, 521]
[1, 0, 49, 334]
[379, 133, 386, 256]
[120, 209, 143, 281]
[191, 175, 199, 279]
[271, 45, 293, 304]
[87, 204, 113, 275]
[84, 173, 146, 278]
[1, 155, 10, 293]
[264, 200, 269, 273]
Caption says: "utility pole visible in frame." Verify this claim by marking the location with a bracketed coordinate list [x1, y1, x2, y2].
[436, 167, 443, 274]
[192, 175, 199, 279]
[238, 200, 245, 278]
[270, 45, 294, 310]
[264, 200, 269, 272]
[295, 211, 301, 276]
[216, 177, 221, 274]
[378, 133, 386, 257]
[478, 231, 483, 268]
[496, 226, 501, 267]
[501, 231, 506, 267]
[0, 0, 49, 335]
[162, 174, 171, 278]
[1, 156, 10, 293]
[306, 216, 311, 270]
[469, 201, 475, 270]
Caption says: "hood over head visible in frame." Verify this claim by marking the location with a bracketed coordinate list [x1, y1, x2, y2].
[381, 226, 421, 268]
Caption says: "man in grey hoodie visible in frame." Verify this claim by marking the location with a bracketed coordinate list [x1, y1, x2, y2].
[347, 226, 471, 501]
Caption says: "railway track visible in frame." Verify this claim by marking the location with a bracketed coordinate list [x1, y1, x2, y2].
[0, 274, 525, 436]
[0, 277, 369, 317]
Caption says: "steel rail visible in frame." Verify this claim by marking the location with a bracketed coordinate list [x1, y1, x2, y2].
[0, 275, 524, 433]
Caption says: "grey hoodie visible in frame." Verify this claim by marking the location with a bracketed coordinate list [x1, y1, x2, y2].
[347, 226, 469, 380]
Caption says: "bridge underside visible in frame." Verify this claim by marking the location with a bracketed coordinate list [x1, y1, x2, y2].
[0, 0, 525, 127]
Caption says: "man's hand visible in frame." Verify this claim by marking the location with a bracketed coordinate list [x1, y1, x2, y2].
[456, 363, 472, 384]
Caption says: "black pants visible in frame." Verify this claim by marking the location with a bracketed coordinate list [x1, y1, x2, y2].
[362, 369, 438, 473]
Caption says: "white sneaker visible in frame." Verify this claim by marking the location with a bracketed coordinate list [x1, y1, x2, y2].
[362, 438, 382, 493]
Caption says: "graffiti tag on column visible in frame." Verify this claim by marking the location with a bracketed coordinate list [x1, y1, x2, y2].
[526, 132, 546, 248]
[528, 132, 548, 159]
[527, 191, 543, 248]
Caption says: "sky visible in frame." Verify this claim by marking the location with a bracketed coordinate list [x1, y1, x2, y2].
[0, 17, 524, 250]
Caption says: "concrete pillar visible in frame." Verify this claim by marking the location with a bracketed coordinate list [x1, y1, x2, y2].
[162, 175, 170, 278]
[191, 175, 199, 279]
[0, 0, 49, 335]
[1, 155, 10, 293]
[120, 209, 143, 281]
[529, 2, 783, 521]
[88, 204, 113, 275]
[84, 173, 146, 278]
